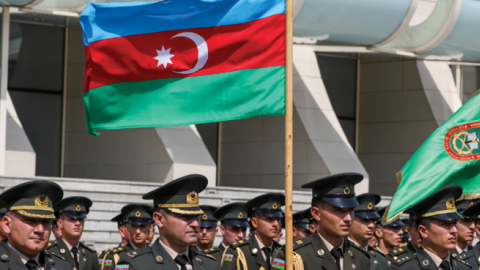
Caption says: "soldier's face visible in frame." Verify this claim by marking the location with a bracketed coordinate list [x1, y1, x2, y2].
[3, 212, 51, 258]
[367, 236, 377, 247]
[119, 225, 131, 243]
[419, 219, 457, 251]
[382, 226, 402, 248]
[313, 203, 354, 239]
[197, 226, 218, 246]
[221, 224, 246, 245]
[251, 214, 281, 240]
[408, 225, 422, 249]
[146, 224, 155, 245]
[155, 211, 200, 248]
[457, 218, 475, 245]
[350, 217, 376, 244]
[293, 226, 313, 240]
[58, 215, 85, 240]
[127, 223, 150, 247]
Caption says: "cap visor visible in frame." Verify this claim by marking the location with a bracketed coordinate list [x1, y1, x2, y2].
[322, 197, 359, 208]
[256, 209, 283, 218]
[401, 233, 410, 239]
[62, 212, 86, 219]
[297, 223, 309, 231]
[128, 219, 152, 225]
[200, 221, 218, 228]
[224, 219, 249, 227]
[431, 212, 463, 221]
[384, 220, 404, 227]
[457, 210, 472, 219]
[354, 211, 380, 219]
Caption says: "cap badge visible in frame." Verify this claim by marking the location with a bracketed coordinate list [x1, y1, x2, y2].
[252, 248, 258, 254]
[446, 197, 456, 210]
[135, 211, 141, 217]
[187, 191, 198, 204]
[203, 214, 208, 220]
[367, 202, 373, 210]
[318, 249, 324, 256]
[344, 187, 350, 194]
[34, 194, 49, 207]
[405, 226, 411, 232]
[423, 260, 429, 266]
[272, 202, 278, 209]
[76, 205, 81, 211]
[238, 212, 243, 218]
[156, 256, 162, 262]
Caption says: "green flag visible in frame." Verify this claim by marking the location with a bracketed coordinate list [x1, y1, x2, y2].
[383, 91, 480, 224]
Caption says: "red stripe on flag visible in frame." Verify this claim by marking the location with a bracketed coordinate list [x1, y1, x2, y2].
[85, 14, 285, 91]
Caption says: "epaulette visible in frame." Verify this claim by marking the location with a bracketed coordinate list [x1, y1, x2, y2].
[125, 248, 151, 259]
[196, 252, 216, 261]
[452, 255, 471, 267]
[453, 251, 470, 260]
[391, 254, 415, 266]
[45, 250, 67, 261]
[46, 241, 57, 249]
[203, 247, 220, 254]
[110, 247, 126, 254]
[293, 238, 311, 250]
[388, 246, 407, 257]
[230, 240, 249, 249]
[346, 240, 370, 257]
[80, 242, 96, 253]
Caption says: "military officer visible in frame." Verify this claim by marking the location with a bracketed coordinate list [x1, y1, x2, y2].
[101, 204, 153, 270]
[374, 206, 404, 256]
[222, 193, 284, 270]
[0, 180, 73, 270]
[386, 214, 421, 262]
[146, 224, 156, 246]
[97, 214, 130, 268]
[452, 198, 477, 256]
[273, 173, 371, 270]
[51, 217, 62, 240]
[453, 200, 480, 268]
[388, 185, 471, 270]
[399, 219, 410, 247]
[195, 205, 218, 251]
[349, 193, 388, 270]
[46, 196, 99, 270]
[203, 202, 250, 262]
[0, 208, 7, 240]
[115, 174, 220, 270]
[292, 209, 313, 241]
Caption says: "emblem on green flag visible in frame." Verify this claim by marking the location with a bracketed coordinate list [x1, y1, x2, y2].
[445, 122, 480, 160]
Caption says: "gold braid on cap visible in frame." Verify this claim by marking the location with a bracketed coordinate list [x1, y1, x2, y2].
[10, 205, 54, 213]
[158, 203, 199, 208]
[15, 210, 55, 219]
[168, 208, 204, 215]
[422, 209, 457, 218]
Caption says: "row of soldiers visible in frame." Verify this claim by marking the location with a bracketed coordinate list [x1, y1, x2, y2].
[0, 173, 479, 270]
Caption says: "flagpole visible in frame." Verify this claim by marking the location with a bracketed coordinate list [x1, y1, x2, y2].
[285, 0, 293, 268]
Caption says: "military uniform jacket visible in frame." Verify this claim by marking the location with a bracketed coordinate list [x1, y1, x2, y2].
[46, 237, 99, 270]
[272, 234, 371, 270]
[386, 242, 417, 263]
[388, 247, 471, 270]
[115, 239, 220, 270]
[451, 246, 472, 259]
[222, 236, 281, 270]
[0, 240, 73, 270]
[202, 243, 226, 263]
[99, 243, 135, 270]
[366, 246, 388, 270]
[454, 243, 480, 269]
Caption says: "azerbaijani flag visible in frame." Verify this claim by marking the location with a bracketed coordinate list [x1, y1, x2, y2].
[104, 260, 112, 267]
[273, 259, 286, 269]
[97, 259, 103, 266]
[223, 254, 233, 262]
[80, 0, 286, 135]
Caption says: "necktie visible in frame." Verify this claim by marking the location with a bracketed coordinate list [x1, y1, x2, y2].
[71, 246, 79, 270]
[25, 259, 37, 270]
[440, 260, 450, 270]
[175, 254, 188, 270]
[262, 247, 272, 270]
[331, 248, 342, 270]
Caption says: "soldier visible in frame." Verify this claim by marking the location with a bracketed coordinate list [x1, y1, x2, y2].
[52, 217, 62, 240]
[349, 193, 388, 270]
[374, 206, 404, 256]
[0, 208, 6, 240]
[273, 173, 371, 270]
[452, 198, 477, 256]
[112, 213, 130, 247]
[454, 200, 480, 268]
[101, 204, 153, 270]
[388, 185, 470, 270]
[146, 224, 156, 246]
[0, 180, 73, 270]
[195, 205, 218, 251]
[203, 202, 249, 262]
[115, 174, 220, 270]
[399, 219, 410, 247]
[386, 215, 421, 262]
[222, 193, 284, 270]
[292, 209, 313, 241]
[368, 237, 377, 249]
[46, 196, 99, 270]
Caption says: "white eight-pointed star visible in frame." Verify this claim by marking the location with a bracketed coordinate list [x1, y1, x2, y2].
[154, 46, 174, 68]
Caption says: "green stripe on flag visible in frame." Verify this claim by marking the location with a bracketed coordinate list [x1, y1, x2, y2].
[84, 67, 285, 135]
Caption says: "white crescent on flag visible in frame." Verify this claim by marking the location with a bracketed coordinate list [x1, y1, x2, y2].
[171, 32, 209, 74]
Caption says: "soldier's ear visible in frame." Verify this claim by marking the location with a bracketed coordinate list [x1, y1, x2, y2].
[475, 223, 480, 237]
[153, 212, 165, 229]
[311, 207, 321, 222]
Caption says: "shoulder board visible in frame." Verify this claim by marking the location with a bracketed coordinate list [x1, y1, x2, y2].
[110, 247, 127, 254]
[80, 243, 96, 253]
[346, 241, 369, 256]
[46, 241, 57, 249]
[391, 254, 415, 266]
[196, 252, 216, 261]
[230, 240, 249, 248]
[203, 247, 220, 254]
[388, 247, 407, 257]
[45, 250, 67, 261]
[125, 248, 151, 259]
[293, 238, 311, 250]
[452, 255, 471, 266]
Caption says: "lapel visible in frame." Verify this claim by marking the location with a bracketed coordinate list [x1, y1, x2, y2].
[190, 248, 205, 270]
[416, 248, 438, 270]
[41, 251, 53, 270]
[57, 237, 76, 268]
[310, 233, 338, 270]
[367, 246, 378, 270]
[0, 241, 28, 270]
[249, 236, 269, 269]
[150, 239, 178, 270]
[78, 245, 86, 270]
[342, 241, 359, 270]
